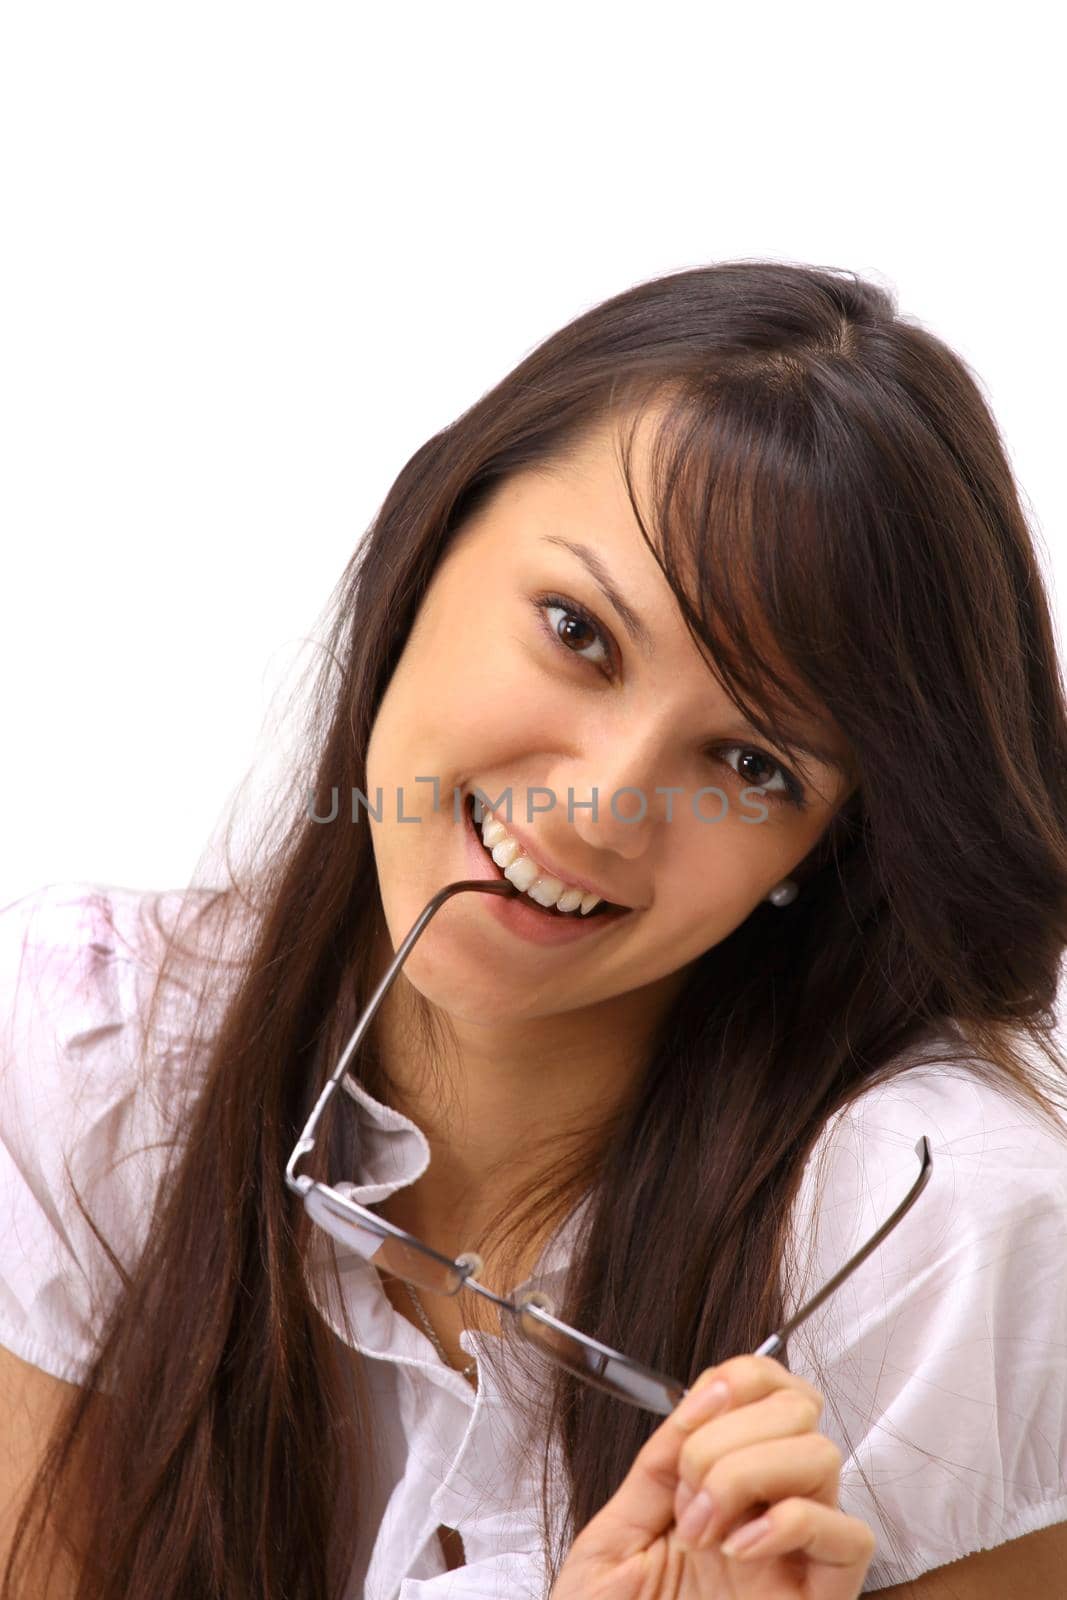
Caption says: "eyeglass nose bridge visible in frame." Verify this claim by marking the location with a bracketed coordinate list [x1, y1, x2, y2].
[453, 1253, 560, 1321]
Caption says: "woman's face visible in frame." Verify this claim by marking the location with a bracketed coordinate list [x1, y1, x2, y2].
[365, 413, 856, 1026]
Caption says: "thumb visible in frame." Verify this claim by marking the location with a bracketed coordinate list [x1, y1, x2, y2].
[577, 1374, 726, 1560]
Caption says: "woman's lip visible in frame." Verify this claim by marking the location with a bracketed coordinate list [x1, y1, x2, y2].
[461, 796, 633, 944]
[472, 796, 635, 910]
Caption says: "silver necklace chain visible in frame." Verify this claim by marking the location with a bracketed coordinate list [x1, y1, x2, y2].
[402, 1280, 478, 1382]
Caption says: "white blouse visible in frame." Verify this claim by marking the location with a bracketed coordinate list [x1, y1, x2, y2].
[2, 881, 1066, 1595]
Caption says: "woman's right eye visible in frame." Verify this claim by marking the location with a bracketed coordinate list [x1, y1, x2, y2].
[534, 595, 614, 672]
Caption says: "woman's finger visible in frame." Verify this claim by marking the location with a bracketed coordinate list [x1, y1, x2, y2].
[574, 1354, 815, 1561]
[676, 1432, 844, 1554]
[675, 1382, 824, 1519]
[718, 1497, 876, 1571]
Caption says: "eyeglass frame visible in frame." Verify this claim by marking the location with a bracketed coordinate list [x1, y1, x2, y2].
[285, 876, 934, 1416]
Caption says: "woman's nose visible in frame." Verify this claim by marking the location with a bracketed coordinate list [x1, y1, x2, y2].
[558, 724, 684, 856]
[564, 772, 685, 858]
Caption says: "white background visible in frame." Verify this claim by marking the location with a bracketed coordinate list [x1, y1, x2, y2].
[1, 2, 1063, 901]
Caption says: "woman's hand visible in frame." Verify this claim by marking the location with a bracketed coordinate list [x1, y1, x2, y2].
[550, 1354, 875, 1600]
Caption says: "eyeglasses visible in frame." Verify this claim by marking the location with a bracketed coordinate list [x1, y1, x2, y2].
[285, 877, 933, 1416]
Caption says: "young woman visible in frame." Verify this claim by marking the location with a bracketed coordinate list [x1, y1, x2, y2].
[2, 260, 1066, 1599]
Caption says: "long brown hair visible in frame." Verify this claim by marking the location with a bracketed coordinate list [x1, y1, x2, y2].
[7, 259, 1067, 1597]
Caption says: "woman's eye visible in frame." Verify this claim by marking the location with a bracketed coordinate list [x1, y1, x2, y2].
[536, 596, 613, 671]
[719, 745, 805, 807]
[532, 594, 808, 811]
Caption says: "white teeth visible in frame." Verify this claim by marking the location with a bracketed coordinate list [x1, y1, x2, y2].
[491, 838, 521, 869]
[527, 875, 567, 906]
[474, 803, 607, 915]
[502, 855, 540, 893]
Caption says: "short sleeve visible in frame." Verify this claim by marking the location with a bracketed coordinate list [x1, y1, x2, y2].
[784, 1063, 1067, 1590]
[0, 882, 169, 1386]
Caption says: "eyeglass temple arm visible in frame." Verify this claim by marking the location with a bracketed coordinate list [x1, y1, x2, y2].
[284, 878, 520, 1196]
[753, 1134, 933, 1360]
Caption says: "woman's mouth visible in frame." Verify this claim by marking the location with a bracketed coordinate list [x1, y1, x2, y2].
[462, 793, 632, 926]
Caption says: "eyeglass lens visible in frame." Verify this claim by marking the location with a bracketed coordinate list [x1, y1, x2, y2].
[512, 1303, 680, 1410]
[306, 1184, 666, 1405]
[305, 1184, 466, 1294]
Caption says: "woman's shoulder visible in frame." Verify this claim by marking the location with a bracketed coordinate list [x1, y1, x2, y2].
[789, 1022, 1067, 1301]
[1, 876, 235, 1045]
[802, 1021, 1067, 1207]
[0, 878, 211, 1107]
[780, 1017, 1067, 1344]
[785, 1025, 1067, 1588]
[3, 876, 163, 1018]
[0, 880, 214, 1384]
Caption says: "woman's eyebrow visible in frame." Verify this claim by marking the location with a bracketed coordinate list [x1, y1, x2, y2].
[539, 534, 851, 781]
[540, 534, 656, 657]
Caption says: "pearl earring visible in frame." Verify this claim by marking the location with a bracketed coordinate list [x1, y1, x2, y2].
[765, 878, 799, 907]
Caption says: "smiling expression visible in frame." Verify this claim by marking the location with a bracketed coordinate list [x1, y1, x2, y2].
[364, 410, 856, 1024]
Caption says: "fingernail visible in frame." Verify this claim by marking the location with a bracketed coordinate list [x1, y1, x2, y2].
[675, 1489, 715, 1546]
[721, 1515, 772, 1557]
[674, 1479, 695, 1522]
[673, 1379, 729, 1432]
